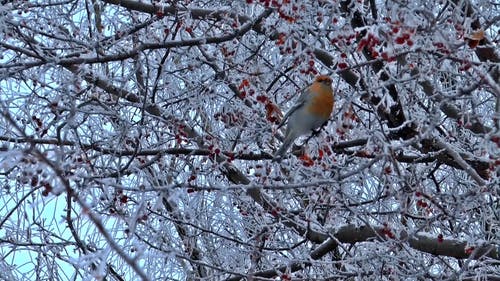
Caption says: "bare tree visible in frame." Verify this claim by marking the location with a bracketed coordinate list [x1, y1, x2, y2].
[0, 0, 499, 280]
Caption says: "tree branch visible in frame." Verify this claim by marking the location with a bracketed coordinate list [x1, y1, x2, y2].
[227, 224, 499, 280]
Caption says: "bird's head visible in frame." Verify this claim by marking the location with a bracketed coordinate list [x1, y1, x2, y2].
[315, 75, 333, 86]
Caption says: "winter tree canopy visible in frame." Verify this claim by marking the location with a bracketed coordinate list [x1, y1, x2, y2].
[0, 0, 499, 280]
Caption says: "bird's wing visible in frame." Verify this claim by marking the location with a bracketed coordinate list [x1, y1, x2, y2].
[276, 86, 310, 130]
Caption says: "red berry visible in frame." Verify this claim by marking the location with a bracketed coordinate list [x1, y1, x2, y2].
[437, 234, 444, 243]
[338, 62, 348, 69]
[395, 37, 405, 44]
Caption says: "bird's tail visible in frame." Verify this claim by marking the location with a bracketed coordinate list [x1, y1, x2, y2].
[273, 137, 293, 162]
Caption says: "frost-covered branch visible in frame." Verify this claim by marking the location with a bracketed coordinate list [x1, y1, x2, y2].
[227, 224, 499, 280]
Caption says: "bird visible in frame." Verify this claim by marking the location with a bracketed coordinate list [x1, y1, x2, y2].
[273, 75, 334, 161]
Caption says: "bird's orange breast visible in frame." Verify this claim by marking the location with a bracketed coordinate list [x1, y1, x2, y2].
[307, 83, 334, 119]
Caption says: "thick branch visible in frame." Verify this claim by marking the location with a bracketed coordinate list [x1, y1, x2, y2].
[0, 136, 438, 165]
[227, 224, 499, 280]
[102, 0, 268, 34]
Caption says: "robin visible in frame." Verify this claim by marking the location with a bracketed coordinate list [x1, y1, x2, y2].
[274, 75, 334, 161]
